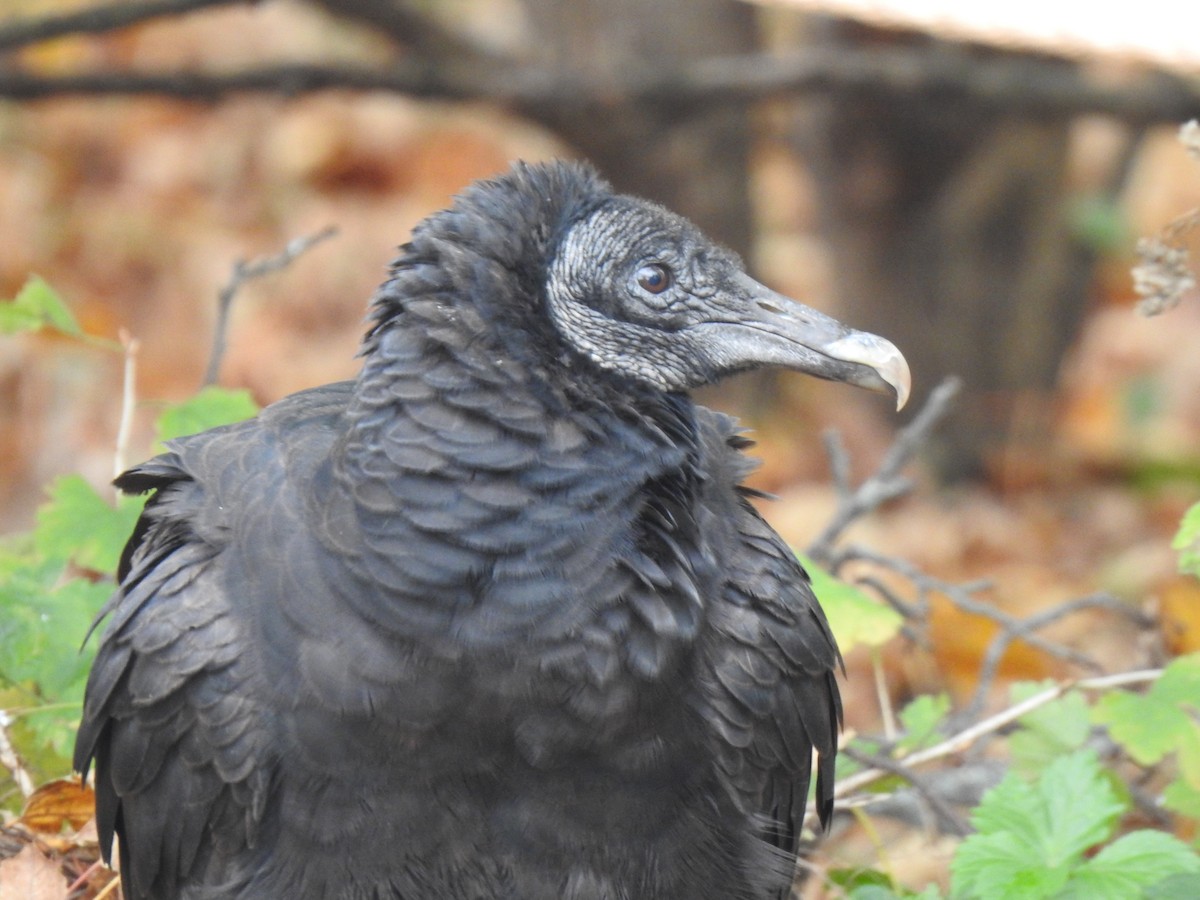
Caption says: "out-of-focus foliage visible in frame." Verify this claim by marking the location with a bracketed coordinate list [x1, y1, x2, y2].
[952, 750, 1199, 899]
[1172, 502, 1200, 578]
[1008, 680, 1092, 775]
[155, 385, 259, 448]
[837, 668, 1200, 898]
[0, 276, 83, 339]
[0, 279, 259, 813]
[803, 554, 904, 653]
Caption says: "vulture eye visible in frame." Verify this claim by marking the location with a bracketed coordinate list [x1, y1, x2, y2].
[636, 263, 672, 294]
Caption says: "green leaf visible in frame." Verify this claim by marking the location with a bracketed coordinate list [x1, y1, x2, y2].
[896, 693, 950, 753]
[0, 275, 81, 337]
[847, 887, 920, 900]
[1061, 830, 1200, 898]
[1145, 873, 1200, 899]
[33, 474, 143, 573]
[952, 751, 1126, 899]
[951, 830, 1070, 899]
[840, 871, 944, 899]
[155, 385, 258, 446]
[1163, 777, 1200, 820]
[799, 555, 903, 652]
[847, 888, 903, 900]
[1173, 503, 1200, 578]
[1039, 752, 1126, 865]
[1093, 655, 1200, 773]
[0, 546, 104, 700]
[829, 868, 892, 891]
[1009, 681, 1092, 774]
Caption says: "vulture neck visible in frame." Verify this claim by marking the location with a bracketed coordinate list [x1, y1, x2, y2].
[334, 287, 705, 650]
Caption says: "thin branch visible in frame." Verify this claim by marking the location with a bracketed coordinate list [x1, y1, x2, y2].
[842, 745, 971, 836]
[93, 873, 123, 900]
[840, 758, 1006, 812]
[114, 328, 139, 480]
[0, 0, 241, 53]
[808, 377, 960, 565]
[204, 226, 338, 386]
[829, 668, 1165, 807]
[871, 648, 897, 741]
[0, 712, 34, 799]
[66, 859, 108, 894]
[822, 429, 854, 502]
[0, 62, 487, 103]
[1, 46, 1199, 125]
[830, 539, 1155, 704]
[962, 592, 1156, 720]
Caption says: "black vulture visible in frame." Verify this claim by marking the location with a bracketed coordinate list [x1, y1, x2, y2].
[75, 161, 909, 900]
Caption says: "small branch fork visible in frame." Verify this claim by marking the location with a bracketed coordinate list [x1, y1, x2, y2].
[203, 226, 338, 386]
[807, 376, 962, 563]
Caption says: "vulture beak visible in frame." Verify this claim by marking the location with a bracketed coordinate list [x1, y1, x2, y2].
[714, 273, 911, 411]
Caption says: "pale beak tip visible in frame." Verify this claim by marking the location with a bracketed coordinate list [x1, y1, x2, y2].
[888, 354, 912, 412]
[826, 332, 911, 413]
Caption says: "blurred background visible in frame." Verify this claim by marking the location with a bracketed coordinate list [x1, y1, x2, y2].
[3, 0, 1200, 894]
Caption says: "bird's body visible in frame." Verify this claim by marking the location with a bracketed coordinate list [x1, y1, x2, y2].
[76, 162, 908, 899]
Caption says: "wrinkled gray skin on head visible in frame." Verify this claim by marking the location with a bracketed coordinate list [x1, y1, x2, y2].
[546, 199, 911, 407]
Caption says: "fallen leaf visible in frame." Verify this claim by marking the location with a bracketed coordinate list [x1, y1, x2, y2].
[1159, 576, 1200, 655]
[0, 844, 66, 900]
[19, 779, 95, 834]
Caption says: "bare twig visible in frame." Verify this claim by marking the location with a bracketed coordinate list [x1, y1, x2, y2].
[842, 759, 1005, 818]
[871, 648, 897, 741]
[962, 592, 1156, 720]
[828, 668, 1164, 811]
[842, 746, 971, 836]
[2, 45, 1200, 125]
[826, 536, 1155, 721]
[808, 377, 960, 565]
[0, 712, 35, 799]
[114, 328, 140, 480]
[203, 226, 338, 386]
[66, 859, 108, 893]
[0, 0, 239, 52]
[94, 872, 123, 900]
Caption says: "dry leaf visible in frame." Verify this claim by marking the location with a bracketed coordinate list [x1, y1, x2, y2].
[19, 779, 95, 835]
[0, 844, 67, 900]
[1159, 575, 1200, 655]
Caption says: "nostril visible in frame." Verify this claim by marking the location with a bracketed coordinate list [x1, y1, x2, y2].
[756, 299, 784, 315]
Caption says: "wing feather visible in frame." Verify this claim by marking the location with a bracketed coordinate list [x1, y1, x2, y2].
[75, 461, 273, 900]
[696, 411, 843, 893]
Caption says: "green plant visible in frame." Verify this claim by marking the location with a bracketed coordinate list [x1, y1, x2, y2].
[0, 277, 258, 811]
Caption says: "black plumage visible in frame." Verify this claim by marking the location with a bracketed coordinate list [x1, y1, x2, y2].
[75, 161, 909, 900]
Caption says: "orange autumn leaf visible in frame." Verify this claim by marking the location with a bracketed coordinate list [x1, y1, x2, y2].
[19, 779, 95, 834]
[1159, 575, 1200, 655]
[927, 591, 1057, 699]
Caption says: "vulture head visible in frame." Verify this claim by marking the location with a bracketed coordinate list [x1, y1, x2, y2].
[381, 160, 910, 409]
[546, 194, 910, 406]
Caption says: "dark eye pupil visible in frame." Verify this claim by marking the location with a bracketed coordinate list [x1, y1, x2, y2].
[637, 264, 672, 294]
